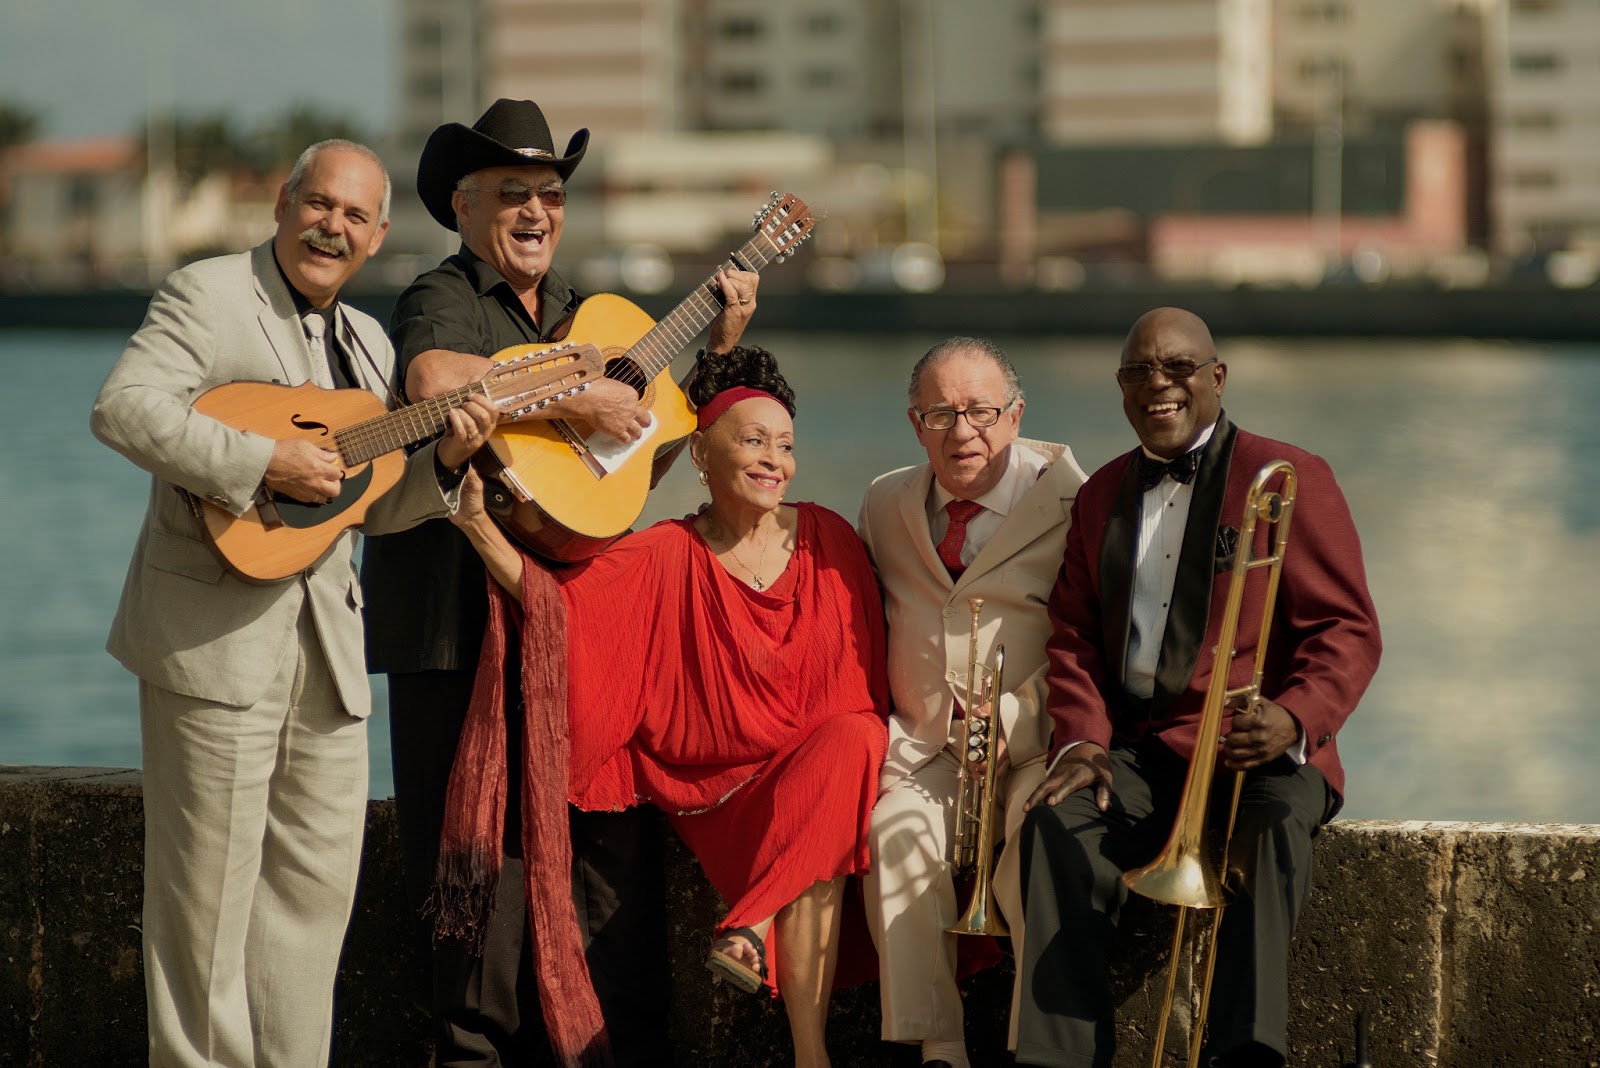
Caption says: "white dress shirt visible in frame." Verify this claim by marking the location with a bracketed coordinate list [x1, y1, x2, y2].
[1125, 423, 1215, 697]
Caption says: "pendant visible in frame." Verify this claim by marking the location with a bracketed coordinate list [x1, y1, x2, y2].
[752, 575, 765, 592]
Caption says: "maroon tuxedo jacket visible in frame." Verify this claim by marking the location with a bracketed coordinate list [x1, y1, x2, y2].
[1043, 413, 1380, 799]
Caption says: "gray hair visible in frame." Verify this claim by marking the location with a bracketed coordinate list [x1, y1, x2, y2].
[906, 336, 1023, 407]
[285, 139, 392, 225]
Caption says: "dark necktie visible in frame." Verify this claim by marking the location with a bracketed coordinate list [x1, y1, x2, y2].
[1138, 448, 1201, 493]
[937, 500, 984, 579]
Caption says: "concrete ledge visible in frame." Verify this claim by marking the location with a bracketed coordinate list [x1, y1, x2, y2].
[2, 768, 1596, 1067]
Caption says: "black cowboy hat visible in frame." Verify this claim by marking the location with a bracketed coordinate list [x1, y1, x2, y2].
[416, 99, 589, 231]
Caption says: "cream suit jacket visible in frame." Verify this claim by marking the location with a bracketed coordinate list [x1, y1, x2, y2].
[858, 439, 1089, 788]
[91, 240, 456, 717]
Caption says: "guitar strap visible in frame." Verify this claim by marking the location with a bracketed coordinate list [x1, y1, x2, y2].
[338, 305, 400, 407]
[545, 296, 581, 342]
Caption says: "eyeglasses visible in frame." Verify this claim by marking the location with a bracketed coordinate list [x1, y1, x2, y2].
[1115, 357, 1218, 386]
[915, 402, 1014, 431]
[462, 183, 567, 210]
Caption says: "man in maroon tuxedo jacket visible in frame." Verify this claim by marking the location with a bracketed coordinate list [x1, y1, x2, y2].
[1015, 308, 1381, 1068]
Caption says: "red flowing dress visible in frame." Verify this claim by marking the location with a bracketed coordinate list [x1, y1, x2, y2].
[555, 501, 889, 985]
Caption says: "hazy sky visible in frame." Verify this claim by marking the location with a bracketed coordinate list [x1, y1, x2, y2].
[0, 0, 395, 140]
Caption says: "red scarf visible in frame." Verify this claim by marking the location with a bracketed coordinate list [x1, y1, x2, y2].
[428, 561, 611, 1068]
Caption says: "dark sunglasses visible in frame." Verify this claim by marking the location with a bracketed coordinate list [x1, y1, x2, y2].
[1115, 357, 1218, 386]
[464, 183, 567, 210]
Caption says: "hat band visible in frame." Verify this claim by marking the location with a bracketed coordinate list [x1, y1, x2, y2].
[514, 147, 555, 159]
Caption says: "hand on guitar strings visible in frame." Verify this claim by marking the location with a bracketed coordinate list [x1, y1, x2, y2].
[552, 378, 653, 442]
[706, 268, 760, 354]
[437, 394, 500, 471]
[265, 438, 344, 505]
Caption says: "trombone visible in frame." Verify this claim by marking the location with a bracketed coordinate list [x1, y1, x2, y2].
[1121, 460, 1297, 1068]
[948, 597, 1008, 937]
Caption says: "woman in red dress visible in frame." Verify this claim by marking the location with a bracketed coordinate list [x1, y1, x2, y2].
[447, 346, 888, 1068]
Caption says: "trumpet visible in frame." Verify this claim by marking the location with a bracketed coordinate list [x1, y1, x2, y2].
[1121, 459, 1297, 1068]
[948, 597, 1008, 937]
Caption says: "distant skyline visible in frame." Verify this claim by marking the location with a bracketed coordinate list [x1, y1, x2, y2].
[0, 0, 395, 141]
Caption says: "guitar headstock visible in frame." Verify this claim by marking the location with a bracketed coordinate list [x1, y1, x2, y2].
[751, 192, 815, 263]
[483, 342, 607, 418]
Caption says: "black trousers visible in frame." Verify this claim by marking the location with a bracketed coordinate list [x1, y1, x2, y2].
[1015, 740, 1335, 1068]
[388, 669, 672, 1068]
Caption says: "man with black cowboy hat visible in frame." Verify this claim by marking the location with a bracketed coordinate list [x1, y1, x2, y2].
[362, 99, 759, 1067]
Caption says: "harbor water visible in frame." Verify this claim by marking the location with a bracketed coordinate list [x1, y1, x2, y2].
[3, 327, 1597, 823]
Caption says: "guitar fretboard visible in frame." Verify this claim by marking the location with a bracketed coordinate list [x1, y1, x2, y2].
[333, 384, 483, 467]
[612, 227, 785, 383]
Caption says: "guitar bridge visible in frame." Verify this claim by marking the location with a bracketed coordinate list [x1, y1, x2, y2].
[552, 419, 609, 479]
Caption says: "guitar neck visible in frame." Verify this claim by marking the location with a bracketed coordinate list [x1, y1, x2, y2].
[333, 384, 479, 466]
[621, 230, 783, 381]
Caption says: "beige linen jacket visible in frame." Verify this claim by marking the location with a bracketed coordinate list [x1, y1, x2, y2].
[91, 240, 457, 717]
[858, 439, 1089, 788]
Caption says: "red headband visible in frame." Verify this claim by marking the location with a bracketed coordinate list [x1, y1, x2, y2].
[694, 386, 783, 431]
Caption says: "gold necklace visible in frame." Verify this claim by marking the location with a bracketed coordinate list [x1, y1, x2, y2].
[709, 523, 776, 591]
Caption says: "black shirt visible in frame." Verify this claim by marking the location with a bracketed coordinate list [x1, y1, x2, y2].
[360, 247, 583, 673]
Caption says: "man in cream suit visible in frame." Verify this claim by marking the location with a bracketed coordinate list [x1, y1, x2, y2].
[91, 140, 495, 1067]
[858, 338, 1089, 1068]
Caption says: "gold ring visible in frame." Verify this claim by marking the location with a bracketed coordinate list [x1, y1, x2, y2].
[738, 296, 751, 305]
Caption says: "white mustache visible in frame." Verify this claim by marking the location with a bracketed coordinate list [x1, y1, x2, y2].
[300, 227, 352, 259]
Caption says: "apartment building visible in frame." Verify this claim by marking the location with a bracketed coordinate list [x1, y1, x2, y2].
[1489, 0, 1600, 255]
[1040, 0, 1274, 145]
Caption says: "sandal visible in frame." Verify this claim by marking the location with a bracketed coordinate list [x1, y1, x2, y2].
[706, 925, 768, 994]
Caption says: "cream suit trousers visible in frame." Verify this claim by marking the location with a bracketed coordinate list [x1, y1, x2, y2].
[865, 739, 1046, 1054]
[140, 611, 368, 1068]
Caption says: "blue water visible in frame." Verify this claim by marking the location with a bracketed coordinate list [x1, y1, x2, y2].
[4, 328, 1598, 823]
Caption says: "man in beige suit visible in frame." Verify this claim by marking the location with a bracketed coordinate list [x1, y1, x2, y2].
[91, 140, 496, 1067]
[858, 338, 1088, 1068]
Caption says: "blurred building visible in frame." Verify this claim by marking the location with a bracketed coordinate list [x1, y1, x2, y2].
[0, 135, 280, 288]
[1040, 0, 1274, 145]
[382, 0, 1515, 286]
[1489, 0, 1600, 258]
[1273, 0, 1491, 132]
[1012, 119, 1470, 285]
[1, 138, 148, 287]
[389, 0, 1040, 266]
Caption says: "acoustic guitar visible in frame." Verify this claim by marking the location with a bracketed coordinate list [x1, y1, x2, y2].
[478, 191, 816, 562]
[187, 341, 605, 582]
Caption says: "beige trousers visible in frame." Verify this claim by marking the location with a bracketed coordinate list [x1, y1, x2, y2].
[139, 612, 368, 1068]
[864, 738, 1045, 1054]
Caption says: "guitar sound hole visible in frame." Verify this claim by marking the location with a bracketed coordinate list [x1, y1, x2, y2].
[604, 358, 649, 397]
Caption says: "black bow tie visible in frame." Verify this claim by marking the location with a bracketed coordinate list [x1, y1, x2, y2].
[1138, 448, 1201, 493]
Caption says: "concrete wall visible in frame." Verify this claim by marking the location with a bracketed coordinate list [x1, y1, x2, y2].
[2, 767, 1596, 1067]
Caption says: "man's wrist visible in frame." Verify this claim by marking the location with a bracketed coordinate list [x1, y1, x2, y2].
[434, 450, 469, 487]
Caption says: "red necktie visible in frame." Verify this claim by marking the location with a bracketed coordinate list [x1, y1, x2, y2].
[937, 500, 984, 578]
